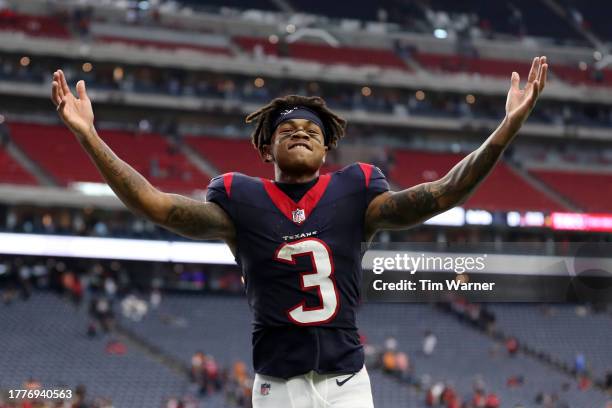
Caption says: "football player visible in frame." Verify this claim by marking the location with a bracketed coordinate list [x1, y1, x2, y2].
[51, 56, 547, 407]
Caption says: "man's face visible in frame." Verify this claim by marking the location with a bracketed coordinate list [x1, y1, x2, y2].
[265, 118, 327, 176]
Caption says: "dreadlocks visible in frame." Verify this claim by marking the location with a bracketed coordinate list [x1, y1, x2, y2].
[246, 95, 347, 159]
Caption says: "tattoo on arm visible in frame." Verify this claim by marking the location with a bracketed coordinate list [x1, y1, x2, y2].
[377, 184, 441, 226]
[439, 144, 503, 207]
[83, 134, 153, 214]
[164, 195, 234, 240]
[78, 130, 234, 242]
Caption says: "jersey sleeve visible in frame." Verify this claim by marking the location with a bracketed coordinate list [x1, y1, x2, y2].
[367, 165, 390, 205]
[205, 173, 234, 220]
[357, 162, 390, 205]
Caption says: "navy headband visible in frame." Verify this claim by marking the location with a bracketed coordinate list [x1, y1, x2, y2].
[272, 106, 327, 143]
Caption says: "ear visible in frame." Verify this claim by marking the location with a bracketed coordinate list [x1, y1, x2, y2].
[262, 144, 274, 163]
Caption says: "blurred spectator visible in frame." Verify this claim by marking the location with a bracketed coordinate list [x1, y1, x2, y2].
[484, 392, 500, 408]
[506, 375, 524, 388]
[505, 336, 519, 357]
[573, 353, 587, 375]
[471, 387, 486, 408]
[105, 339, 126, 355]
[577, 374, 591, 390]
[191, 351, 206, 384]
[121, 293, 148, 321]
[423, 330, 437, 356]
[150, 288, 162, 309]
[426, 381, 445, 406]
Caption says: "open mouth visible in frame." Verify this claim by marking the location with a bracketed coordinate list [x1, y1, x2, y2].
[288, 142, 312, 151]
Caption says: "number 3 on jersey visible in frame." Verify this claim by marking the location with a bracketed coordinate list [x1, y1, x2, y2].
[274, 238, 340, 325]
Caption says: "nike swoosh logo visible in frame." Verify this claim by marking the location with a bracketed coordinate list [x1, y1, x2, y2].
[335, 373, 357, 386]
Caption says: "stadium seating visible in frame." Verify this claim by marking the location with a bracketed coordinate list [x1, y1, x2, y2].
[0, 292, 189, 407]
[414, 51, 612, 87]
[0, 10, 71, 38]
[8, 122, 210, 193]
[121, 294, 609, 407]
[529, 169, 612, 212]
[414, 53, 534, 79]
[423, 0, 583, 42]
[288, 0, 383, 21]
[0, 147, 37, 185]
[550, 64, 612, 87]
[558, 0, 612, 40]
[186, 135, 341, 179]
[489, 304, 612, 380]
[120, 294, 252, 367]
[358, 303, 607, 408]
[95, 36, 233, 56]
[390, 149, 566, 211]
[234, 36, 409, 69]
[179, 0, 278, 12]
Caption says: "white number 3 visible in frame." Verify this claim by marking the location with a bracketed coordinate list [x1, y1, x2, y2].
[275, 238, 339, 325]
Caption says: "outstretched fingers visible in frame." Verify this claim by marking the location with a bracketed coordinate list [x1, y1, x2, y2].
[58, 70, 71, 98]
[526, 56, 541, 85]
[538, 57, 548, 92]
[51, 80, 61, 107]
[511, 72, 520, 90]
[76, 80, 89, 101]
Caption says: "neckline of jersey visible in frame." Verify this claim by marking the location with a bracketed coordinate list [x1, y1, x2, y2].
[260, 174, 332, 225]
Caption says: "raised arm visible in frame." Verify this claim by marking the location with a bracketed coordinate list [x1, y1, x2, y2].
[51, 70, 235, 244]
[365, 56, 548, 240]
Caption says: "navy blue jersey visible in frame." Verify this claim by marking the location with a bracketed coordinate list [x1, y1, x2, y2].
[206, 163, 389, 379]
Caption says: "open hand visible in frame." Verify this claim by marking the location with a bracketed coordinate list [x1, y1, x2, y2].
[505, 56, 547, 129]
[51, 70, 94, 137]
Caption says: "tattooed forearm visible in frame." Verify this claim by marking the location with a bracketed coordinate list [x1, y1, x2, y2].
[80, 131, 154, 217]
[377, 184, 440, 226]
[437, 143, 504, 208]
[75, 127, 234, 242]
[164, 195, 234, 240]
[366, 118, 520, 235]
[368, 143, 506, 233]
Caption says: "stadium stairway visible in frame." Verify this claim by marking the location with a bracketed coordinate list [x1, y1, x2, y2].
[437, 303, 612, 395]
[486, 304, 612, 387]
[357, 303, 607, 408]
[0, 144, 38, 186]
[178, 142, 222, 180]
[0, 291, 192, 407]
[528, 168, 612, 213]
[504, 161, 581, 211]
[3, 140, 56, 186]
[118, 294, 610, 407]
[542, 0, 601, 49]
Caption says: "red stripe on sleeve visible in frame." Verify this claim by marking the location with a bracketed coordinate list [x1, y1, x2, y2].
[357, 162, 373, 188]
[223, 173, 234, 198]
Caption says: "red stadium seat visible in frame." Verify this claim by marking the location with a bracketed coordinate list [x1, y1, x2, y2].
[530, 169, 612, 212]
[0, 11, 71, 39]
[415, 51, 612, 87]
[0, 147, 37, 185]
[234, 36, 409, 70]
[390, 149, 566, 212]
[8, 122, 210, 193]
[96, 36, 232, 56]
[414, 52, 533, 79]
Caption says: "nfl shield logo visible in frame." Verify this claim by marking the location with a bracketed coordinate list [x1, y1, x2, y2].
[260, 383, 271, 396]
[292, 208, 306, 224]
